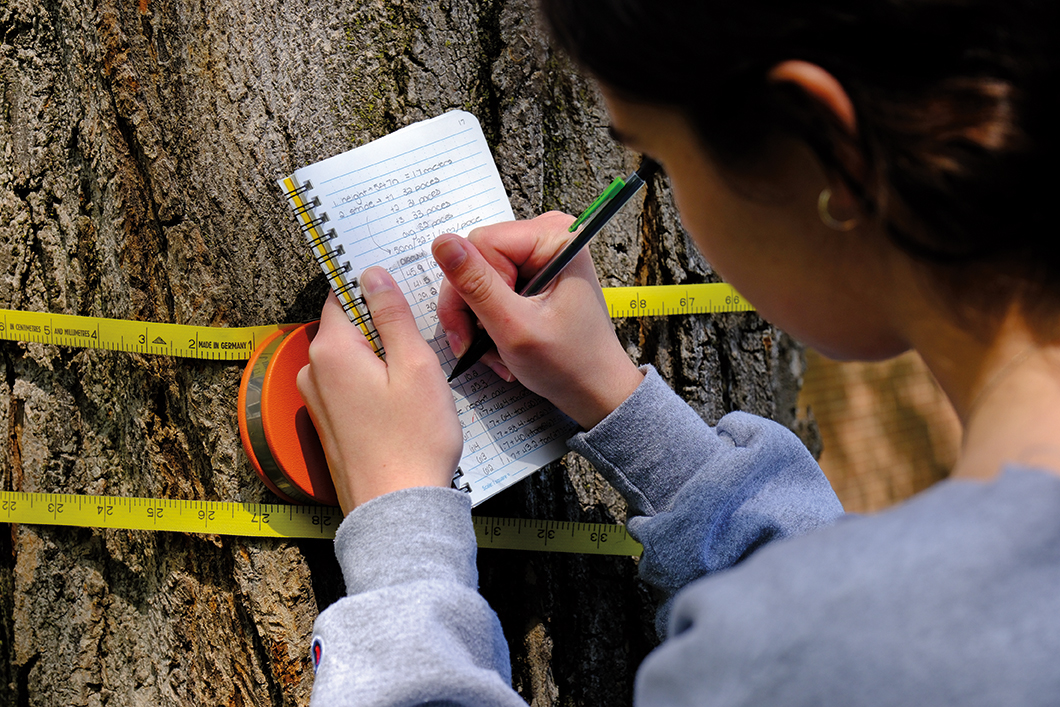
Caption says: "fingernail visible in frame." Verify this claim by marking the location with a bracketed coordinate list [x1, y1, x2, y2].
[492, 362, 515, 383]
[433, 237, 467, 271]
[447, 331, 467, 358]
[360, 267, 394, 295]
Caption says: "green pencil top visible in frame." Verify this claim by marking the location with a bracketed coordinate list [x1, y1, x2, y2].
[569, 177, 626, 232]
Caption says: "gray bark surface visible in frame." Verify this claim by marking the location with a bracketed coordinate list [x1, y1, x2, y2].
[0, 0, 812, 704]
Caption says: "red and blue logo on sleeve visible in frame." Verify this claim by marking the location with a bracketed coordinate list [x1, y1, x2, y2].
[311, 636, 324, 673]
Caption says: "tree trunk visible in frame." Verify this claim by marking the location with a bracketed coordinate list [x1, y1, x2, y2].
[0, 0, 810, 704]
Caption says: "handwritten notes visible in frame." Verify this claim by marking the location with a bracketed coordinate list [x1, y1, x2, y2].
[282, 111, 575, 505]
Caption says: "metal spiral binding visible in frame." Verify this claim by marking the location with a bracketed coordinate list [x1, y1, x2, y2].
[292, 196, 321, 217]
[338, 293, 366, 316]
[450, 467, 471, 494]
[282, 180, 314, 199]
[338, 292, 384, 354]
[313, 244, 345, 268]
[308, 228, 338, 250]
[342, 292, 373, 329]
[334, 279, 358, 297]
[283, 179, 383, 357]
[300, 213, 330, 233]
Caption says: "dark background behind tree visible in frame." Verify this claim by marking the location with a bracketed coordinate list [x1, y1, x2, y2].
[0, 0, 808, 703]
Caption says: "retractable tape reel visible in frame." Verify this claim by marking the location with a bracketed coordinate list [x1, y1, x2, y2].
[237, 322, 338, 506]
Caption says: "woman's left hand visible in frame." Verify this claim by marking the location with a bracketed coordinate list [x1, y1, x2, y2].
[297, 268, 463, 516]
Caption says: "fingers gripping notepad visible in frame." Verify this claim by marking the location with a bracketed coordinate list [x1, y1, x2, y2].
[278, 111, 577, 506]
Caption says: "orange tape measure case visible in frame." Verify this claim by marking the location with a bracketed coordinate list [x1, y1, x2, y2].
[237, 322, 337, 506]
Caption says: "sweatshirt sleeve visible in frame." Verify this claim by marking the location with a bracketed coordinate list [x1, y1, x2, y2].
[567, 366, 844, 637]
[309, 486, 525, 707]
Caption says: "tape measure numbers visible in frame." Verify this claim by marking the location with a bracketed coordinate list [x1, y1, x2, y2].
[0, 283, 753, 360]
[602, 283, 752, 318]
[0, 491, 643, 556]
[0, 309, 288, 360]
[473, 515, 642, 555]
[0, 282, 749, 551]
[0, 491, 341, 539]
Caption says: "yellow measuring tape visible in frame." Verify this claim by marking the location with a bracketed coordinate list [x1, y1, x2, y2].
[601, 283, 751, 318]
[0, 283, 750, 553]
[0, 491, 642, 555]
[0, 309, 288, 360]
[0, 283, 751, 360]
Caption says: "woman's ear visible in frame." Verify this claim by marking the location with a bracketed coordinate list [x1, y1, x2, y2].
[768, 60, 857, 135]
[769, 59, 865, 187]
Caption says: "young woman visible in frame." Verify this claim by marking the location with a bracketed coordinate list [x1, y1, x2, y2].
[296, 1, 1060, 703]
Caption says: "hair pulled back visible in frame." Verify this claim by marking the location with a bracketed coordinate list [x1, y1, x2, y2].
[542, 0, 1060, 318]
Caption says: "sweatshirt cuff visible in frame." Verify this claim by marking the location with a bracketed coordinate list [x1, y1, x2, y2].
[567, 365, 724, 516]
[334, 486, 478, 595]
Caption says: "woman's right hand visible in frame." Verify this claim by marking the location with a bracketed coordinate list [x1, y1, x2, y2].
[434, 211, 644, 430]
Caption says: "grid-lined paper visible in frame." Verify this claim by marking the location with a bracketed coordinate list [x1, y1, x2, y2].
[282, 111, 575, 506]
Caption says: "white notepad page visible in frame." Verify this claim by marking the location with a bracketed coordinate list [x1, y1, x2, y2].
[281, 111, 576, 506]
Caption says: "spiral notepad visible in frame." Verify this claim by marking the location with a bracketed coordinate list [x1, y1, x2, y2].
[278, 110, 576, 506]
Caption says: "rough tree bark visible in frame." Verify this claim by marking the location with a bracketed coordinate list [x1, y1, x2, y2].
[0, 0, 812, 704]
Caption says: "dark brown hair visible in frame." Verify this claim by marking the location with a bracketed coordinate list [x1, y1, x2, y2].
[542, 0, 1060, 324]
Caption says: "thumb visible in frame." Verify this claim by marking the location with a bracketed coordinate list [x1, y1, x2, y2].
[432, 233, 526, 333]
[359, 267, 428, 365]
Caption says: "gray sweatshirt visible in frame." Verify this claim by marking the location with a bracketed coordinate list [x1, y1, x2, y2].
[309, 366, 1060, 705]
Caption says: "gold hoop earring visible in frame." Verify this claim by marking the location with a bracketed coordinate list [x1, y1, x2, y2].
[818, 188, 858, 231]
